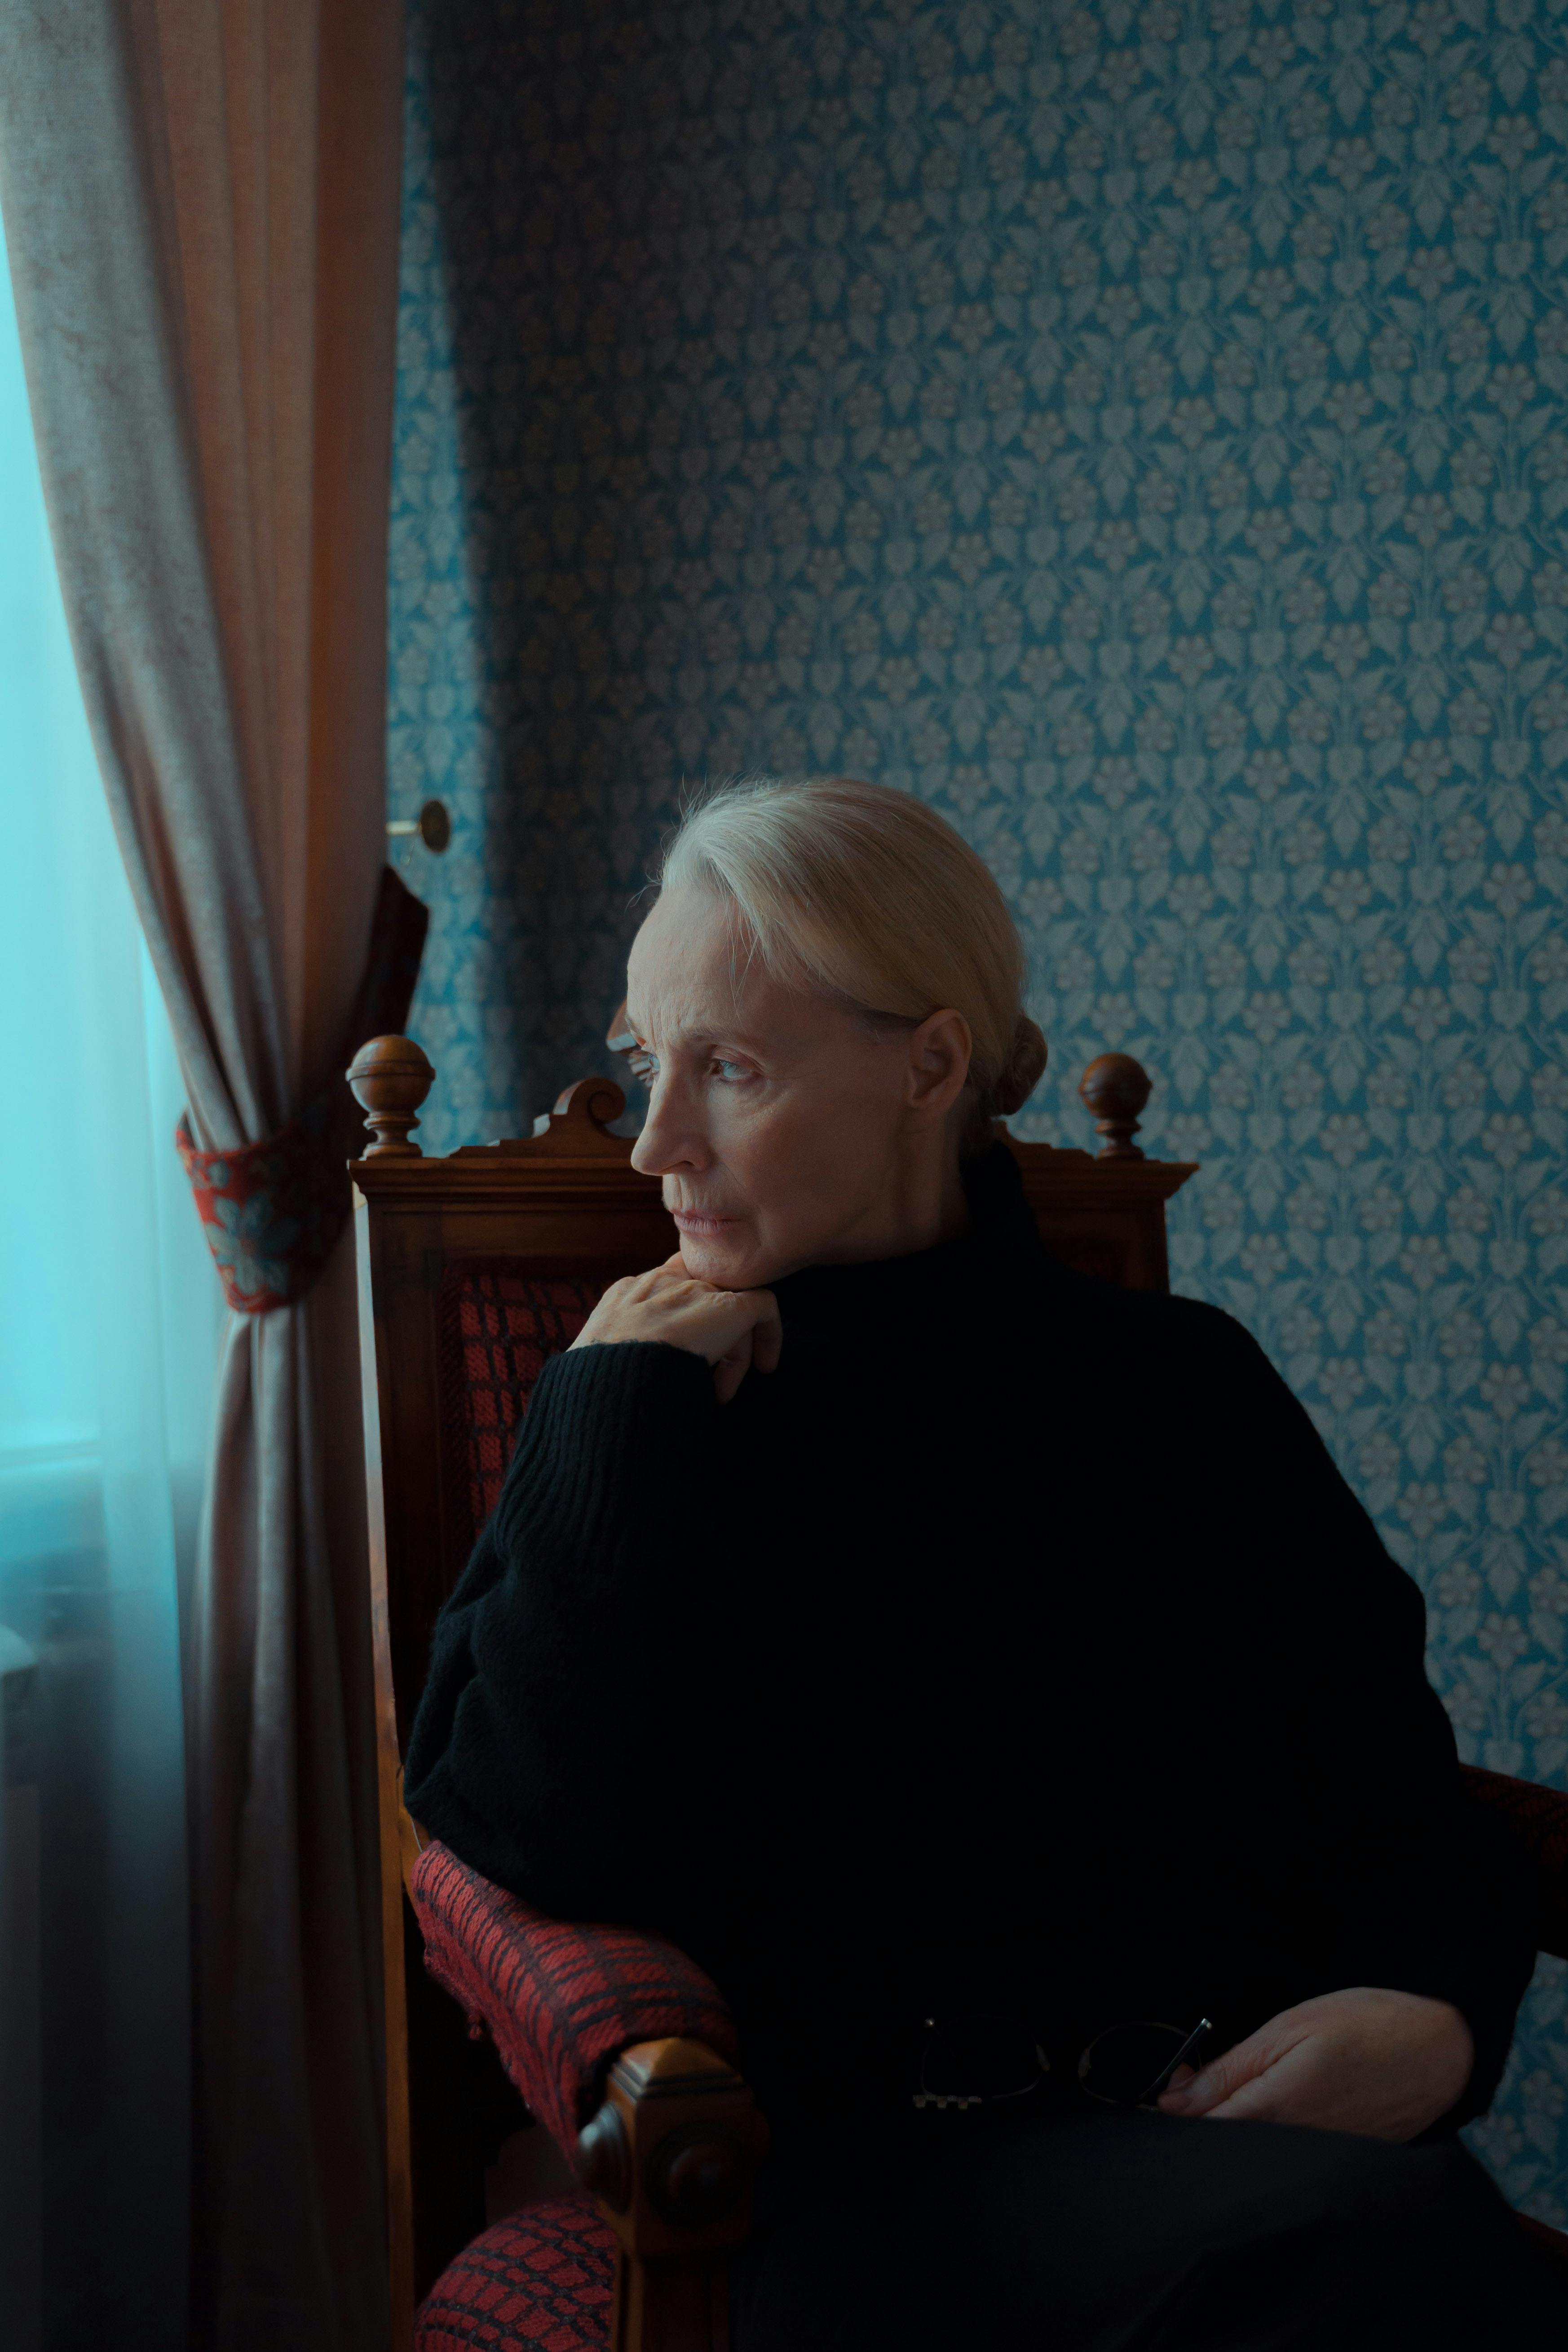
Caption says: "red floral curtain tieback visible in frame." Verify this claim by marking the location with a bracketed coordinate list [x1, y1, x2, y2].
[179, 1099, 353, 1313]
[179, 868, 428, 1313]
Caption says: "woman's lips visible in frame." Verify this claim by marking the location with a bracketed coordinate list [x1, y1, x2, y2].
[671, 1208, 741, 1235]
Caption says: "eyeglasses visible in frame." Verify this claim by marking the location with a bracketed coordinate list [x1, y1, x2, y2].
[912, 2012, 1212, 2114]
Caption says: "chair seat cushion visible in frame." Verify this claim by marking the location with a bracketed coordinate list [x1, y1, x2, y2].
[416, 2193, 614, 2350]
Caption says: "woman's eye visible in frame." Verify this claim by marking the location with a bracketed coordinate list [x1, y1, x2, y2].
[711, 1059, 753, 1084]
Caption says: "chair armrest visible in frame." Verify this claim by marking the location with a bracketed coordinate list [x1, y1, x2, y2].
[1461, 1763, 1568, 1960]
[409, 1844, 764, 2348]
[577, 2034, 769, 2288]
[407, 1839, 741, 2153]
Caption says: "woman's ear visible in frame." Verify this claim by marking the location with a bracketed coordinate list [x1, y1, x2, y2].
[906, 1007, 972, 1121]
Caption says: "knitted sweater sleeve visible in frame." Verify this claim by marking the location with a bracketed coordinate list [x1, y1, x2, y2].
[1181, 1300, 1536, 2124]
[403, 1340, 719, 1922]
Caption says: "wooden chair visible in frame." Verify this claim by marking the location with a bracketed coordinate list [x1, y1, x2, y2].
[350, 1035, 1568, 2350]
[350, 1033, 1202, 2347]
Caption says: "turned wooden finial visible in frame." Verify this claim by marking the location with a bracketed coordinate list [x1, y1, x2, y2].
[347, 1034, 435, 1157]
[1079, 1052, 1152, 1161]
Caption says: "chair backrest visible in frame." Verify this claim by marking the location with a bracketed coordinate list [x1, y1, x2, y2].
[350, 1042, 1196, 2340]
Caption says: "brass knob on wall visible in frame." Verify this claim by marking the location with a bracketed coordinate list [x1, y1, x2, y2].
[386, 799, 451, 853]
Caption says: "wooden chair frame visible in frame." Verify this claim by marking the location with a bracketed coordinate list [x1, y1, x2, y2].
[349, 1041, 1196, 2347]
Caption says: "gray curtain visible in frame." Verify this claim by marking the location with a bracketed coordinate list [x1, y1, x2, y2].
[0, 3, 407, 2343]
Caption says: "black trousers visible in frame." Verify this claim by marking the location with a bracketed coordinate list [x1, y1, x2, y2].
[728, 2108, 1567, 2350]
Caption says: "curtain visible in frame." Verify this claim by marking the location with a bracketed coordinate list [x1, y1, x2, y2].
[0, 6, 408, 2345]
[0, 219, 220, 2352]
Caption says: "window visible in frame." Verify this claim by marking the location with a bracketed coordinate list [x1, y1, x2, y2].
[0, 213, 216, 2352]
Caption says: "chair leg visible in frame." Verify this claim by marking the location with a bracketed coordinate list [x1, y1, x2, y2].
[613, 2249, 729, 2352]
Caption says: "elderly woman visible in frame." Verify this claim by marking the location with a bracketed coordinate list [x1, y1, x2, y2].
[406, 777, 1560, 2347]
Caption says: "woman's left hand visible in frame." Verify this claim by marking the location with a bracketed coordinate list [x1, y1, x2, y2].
[1157, 1986, 1474, 2141]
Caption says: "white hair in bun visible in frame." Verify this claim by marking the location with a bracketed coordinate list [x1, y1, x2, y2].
[658, 775, 1045, 1143]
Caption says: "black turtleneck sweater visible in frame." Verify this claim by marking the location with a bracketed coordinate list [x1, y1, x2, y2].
[404, 1146, 1534, 2138]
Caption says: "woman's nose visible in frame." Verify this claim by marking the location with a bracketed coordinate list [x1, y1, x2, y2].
[630, 1081, 709, 1176]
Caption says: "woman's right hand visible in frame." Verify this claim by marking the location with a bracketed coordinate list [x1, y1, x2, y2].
[570, 1255, 782, 1403]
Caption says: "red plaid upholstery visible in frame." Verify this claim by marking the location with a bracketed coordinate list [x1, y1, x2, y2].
[409, 1840, 738, 2153]
[415, 2193, 614, 2350]
[438, 1269, 601, 1556]
[1462, 1764, 1568, 1962]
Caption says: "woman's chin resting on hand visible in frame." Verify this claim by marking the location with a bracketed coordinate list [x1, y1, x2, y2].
[1158, 1986, 1475, 2141]
[570, 1256, 782, 1404]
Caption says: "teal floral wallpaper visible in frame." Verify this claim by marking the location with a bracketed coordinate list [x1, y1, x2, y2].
[387, 0, 1568, 2218]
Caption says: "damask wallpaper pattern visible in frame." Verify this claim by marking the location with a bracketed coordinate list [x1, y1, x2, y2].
[387, 0, 1568, 2216]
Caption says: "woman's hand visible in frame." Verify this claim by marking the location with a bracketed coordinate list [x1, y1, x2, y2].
[570, 1255, 782, 1403]
[1157, 1987, 1474, 2141]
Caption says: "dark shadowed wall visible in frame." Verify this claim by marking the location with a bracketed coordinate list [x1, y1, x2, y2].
[386, 0, 1568, 2216]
